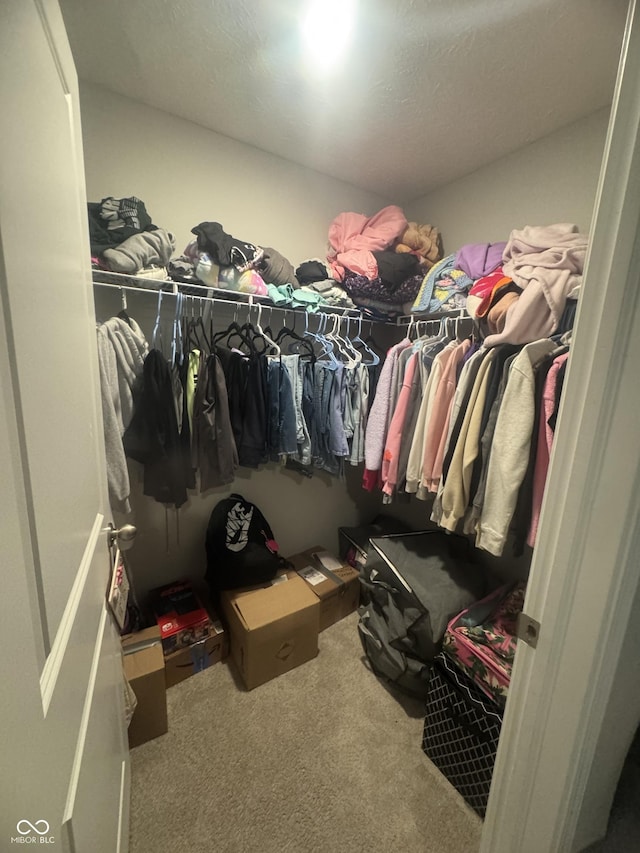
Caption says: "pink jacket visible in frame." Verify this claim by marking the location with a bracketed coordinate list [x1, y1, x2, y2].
[527, 352, 569, 547]
[423, 340, 471, 492]
[327, 205, 408, 281]
[381, 352, 418, 496]
[363, 340, 411, 491]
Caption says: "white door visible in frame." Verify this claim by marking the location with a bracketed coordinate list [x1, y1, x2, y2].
[0, 1, 129, 851]
[482, 1, 640, 850]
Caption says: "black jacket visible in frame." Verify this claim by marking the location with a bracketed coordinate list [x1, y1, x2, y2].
[123, 349, 188, 508]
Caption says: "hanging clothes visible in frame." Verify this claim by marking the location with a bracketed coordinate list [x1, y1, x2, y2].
[96, 314, 148, 513]
[123, 349, 189, 509]
[474, 339, 557, 555]
[363, 338, 412, 490]
[281, 354, 312, 466]
[347, 364, 370, 466]
[422, 338, 472, 494]
[438, 349, 498, 534]
[191, 351, 238, 490]
[527, 351, 570, 548]
[381, 352, 419, 497]
[267, 358, 298, 459]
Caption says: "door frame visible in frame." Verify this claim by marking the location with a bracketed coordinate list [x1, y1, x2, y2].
[481, 1, 640, 850]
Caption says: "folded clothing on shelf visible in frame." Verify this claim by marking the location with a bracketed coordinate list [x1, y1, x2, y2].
[342, 270, 424, 305]
[411, 254, 473, 314]
[103, 228, 175, 274]
[191, 221, 263, 272]
[88, 195, 158, 256]
[258, 246, 299, 288]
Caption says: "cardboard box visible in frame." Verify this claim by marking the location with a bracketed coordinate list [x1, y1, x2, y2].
[287, 546, 361, 632]
[220, 571, 320, 690]
[122, 626, 168, 749]
[151, 580, 215, 655]
[164, 617, 229, 688]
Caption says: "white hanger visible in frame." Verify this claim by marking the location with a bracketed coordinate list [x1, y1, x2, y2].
[255, 303, 280, 356]
[352, 314, 379, 366]
[152, 289, 163, 349]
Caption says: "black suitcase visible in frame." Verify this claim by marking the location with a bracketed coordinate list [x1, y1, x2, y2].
[357, 531, 485, 697]
[338, 516, 411, 571]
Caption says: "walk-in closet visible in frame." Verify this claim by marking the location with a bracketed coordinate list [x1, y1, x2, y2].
[2, 1, 640, 852]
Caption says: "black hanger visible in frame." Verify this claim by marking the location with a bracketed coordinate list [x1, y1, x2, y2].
[212, 320, 255, 354]
[276, 324, 315, 357]
[186, 316, 211, 354]
[271, 308, 314, 357]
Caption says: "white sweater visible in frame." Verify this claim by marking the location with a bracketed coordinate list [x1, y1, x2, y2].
[476, 338, 556, 555]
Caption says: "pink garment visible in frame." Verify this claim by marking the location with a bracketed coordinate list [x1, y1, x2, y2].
[327, 205, 408, 282]
[381, 353, 418, 496]
[484, 223, 587, 348]
[527, 352, 569, 547]
[423, 340, 471, 492]
[363, 339, 411, 490]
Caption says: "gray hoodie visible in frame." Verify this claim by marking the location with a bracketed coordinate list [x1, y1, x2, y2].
[96, 316, 148, 513]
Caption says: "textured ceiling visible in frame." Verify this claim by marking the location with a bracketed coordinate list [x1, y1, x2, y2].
[59, 0, 627, 202]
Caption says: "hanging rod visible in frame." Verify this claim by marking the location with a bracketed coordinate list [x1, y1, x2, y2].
[92, 270, 361, 318]
[395, 306, 470, 325]
[92, 269, 271, 302]
[94, 279, 269, 314]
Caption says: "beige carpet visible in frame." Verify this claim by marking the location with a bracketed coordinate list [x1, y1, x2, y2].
[129, 612, 482, 853]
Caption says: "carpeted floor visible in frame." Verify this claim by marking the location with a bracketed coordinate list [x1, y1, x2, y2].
[129, 612, 482, 853]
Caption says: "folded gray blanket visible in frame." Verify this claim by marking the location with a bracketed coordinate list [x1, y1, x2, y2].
[103, 227, 175, 274]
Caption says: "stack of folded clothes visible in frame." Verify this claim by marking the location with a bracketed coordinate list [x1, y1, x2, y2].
[326, 205, 444, 319]
[168, 221, 303, 297]
[88, 196, 175, 276]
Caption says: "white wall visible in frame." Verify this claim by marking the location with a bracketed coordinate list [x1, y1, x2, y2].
[406, 109, 610, 252]
[82, 85, 611, 600]
[79, 82, 390, 264]
[81, 82, 388, 600]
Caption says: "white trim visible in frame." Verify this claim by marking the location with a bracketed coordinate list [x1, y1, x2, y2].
[39, 513, 104, 715]
[563, 484, 640, 848]
[34, 0, 71, 93]
[61, 604, 108, 826]
[116, 759, 130, 853]
[482, 1, 640, 850]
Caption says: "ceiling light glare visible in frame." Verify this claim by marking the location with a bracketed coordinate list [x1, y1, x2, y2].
[301, 0, 356, 72]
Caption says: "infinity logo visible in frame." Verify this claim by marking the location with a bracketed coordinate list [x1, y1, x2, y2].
[16, 820, 50, 836]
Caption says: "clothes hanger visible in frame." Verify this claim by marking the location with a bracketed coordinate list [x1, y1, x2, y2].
[187, 298, 212, 354]
[301, 311, 321, 358]
[352, 313, 380, 366]
[325, 314, 348, 363]
[254, 303, 280, 357]
[313, 313, 339, 368]
[406, 315, 415, 342]
[333, 315, 359, 367]
[171, 293, 184, 366]
[275, 309, 315, 357]
[152, 289, 164, 351]
[116, 286, 135, 328]
[341, 317, 362, 365]
[212, 303, 255, 354]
